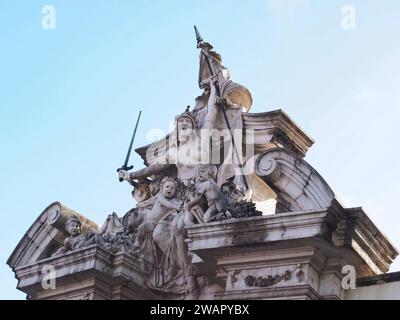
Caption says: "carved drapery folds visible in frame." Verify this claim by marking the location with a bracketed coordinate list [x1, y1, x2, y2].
[255, 148, 335, 212]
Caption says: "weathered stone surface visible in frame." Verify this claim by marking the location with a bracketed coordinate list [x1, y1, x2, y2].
[7, 201, 399, 300]
[186, 205, 397, 300]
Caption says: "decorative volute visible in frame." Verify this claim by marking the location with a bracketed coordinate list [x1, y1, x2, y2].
[255, 148, 335, 212]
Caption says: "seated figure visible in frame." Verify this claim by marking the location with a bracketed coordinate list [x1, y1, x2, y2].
[186, 165, 230, 222]
[134, 177, 182, 248]
[52, 215, 105, 256]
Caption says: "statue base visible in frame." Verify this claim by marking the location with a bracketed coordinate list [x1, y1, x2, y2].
[8, 202, 398, 300]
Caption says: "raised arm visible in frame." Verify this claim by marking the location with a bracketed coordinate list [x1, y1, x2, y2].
[157, 195, 182, 211]
[186, 185, 205, 210]
[118, 163, 174, 182]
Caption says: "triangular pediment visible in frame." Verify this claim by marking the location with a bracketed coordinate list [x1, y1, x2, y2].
[7, 202, 98, 269]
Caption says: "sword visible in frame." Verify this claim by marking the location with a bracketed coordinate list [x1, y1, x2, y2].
[194, 26, 249, 190]
[117, 110, 142, 182]
[194, 25, 203, 43]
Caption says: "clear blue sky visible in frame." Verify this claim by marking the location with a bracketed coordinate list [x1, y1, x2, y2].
[1, 0, 400, 299]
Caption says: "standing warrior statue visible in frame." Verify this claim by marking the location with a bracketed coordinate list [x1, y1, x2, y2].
[116, 27, 256, 297]
[193, 26, 253, 126]
[193, 26, 253, 192]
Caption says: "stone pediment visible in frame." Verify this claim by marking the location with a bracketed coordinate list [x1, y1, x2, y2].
[7, 202, 98, 270]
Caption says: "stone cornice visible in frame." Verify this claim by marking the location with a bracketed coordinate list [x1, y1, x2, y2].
[12, 245, 151, 298]
[215, 284, 320, 300]
[186, 207, 398, 275]
[337, 207, 399, 273]
[186, 209, 334, 252]
[242, 109, 314, 157]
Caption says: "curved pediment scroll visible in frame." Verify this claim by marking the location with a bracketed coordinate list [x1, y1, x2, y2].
[255, 148, 335, 212]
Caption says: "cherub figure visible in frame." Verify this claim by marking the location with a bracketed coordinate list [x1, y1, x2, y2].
[134, 177, 182, 248]
[52, 215, 83, 256]
[52, 215, 106, 256]
[186, 165, 229, 222]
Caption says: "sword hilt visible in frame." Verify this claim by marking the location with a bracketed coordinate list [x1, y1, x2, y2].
[117, 165, 134, 182]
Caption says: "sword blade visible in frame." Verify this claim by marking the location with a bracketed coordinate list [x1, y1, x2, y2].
[194, 25, 203, 44]
[123, 110, 142, 169]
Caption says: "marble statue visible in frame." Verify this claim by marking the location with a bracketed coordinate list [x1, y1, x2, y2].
[40, 28, 266, 298]
[194, 38, 253, 192]
[51, 215, 106, 256]
[186, 164, 230, 222]
[99, 212, 124, 236]
[134, 177, 182, 249]
[118, 111, 205, 186]
[109, 31, 266, 296]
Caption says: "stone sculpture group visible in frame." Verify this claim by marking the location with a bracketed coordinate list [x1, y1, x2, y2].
[9, 28, 398, 301]
[49, 32, 261, 298]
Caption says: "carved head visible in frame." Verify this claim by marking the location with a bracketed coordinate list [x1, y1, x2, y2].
[198, 164, 217, 182]
[221, 178, 245, 203]
[175, 111, 197, 145]
[177, 116, 194, 131]
[149, 179, 160, 196]
[65, 215, 82, 236]
[176, 112, 196, 131]
[160, 177, 178, 199]
[197, 41, 213, 50]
